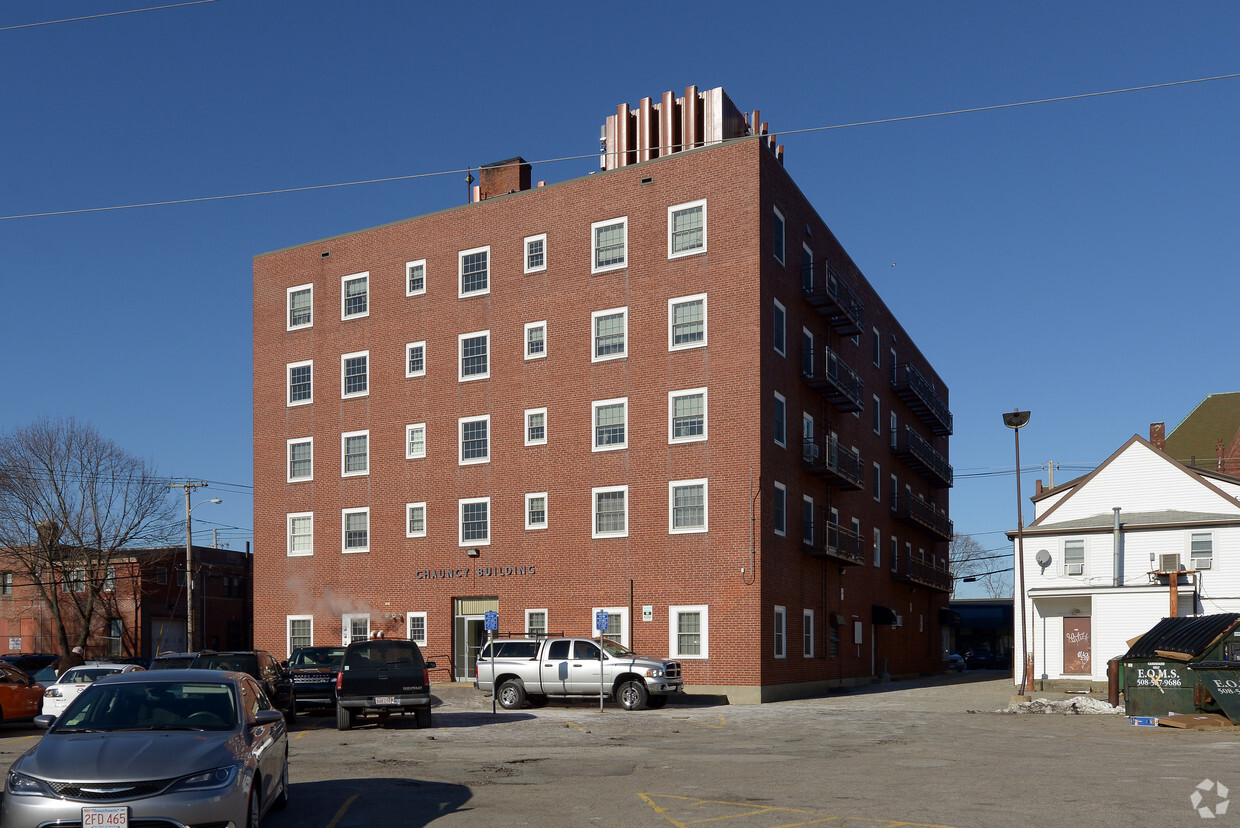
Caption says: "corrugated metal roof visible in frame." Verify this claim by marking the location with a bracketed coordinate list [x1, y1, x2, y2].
[1042, 510, 1240, 531]
[1123, 613, 1240, 659]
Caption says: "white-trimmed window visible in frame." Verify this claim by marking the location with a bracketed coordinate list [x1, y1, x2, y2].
[342, 613, 370, 645]
[804, 609, 816, 658]
[670, 605, 708, 659]
[407, 612, 428, 646]
[773, 298, 786, 356]
[406, 502, 427, 538]
[287, 360, 312, 407]
[872, 396, 882, 434]
[287, 512, 313, 556]
[773, 391, 786, 447]
[592, 307, 628, 361]
[773, 481, 787, 536]
[1064, 539, 1085, 576]
[669, 294, 707, 350]
[668, 199, 706, 258]
[524, 321, 547, 360]
[592, 485, 628, 538]
[525, 492, 548, 530]
[343, 508, 369, 553]
[773, 207, 785, 265]
[406, 341, 426, 377]
[287, 616, 313, 655]
[873, 528, 882, 567]
[890, 412, 899, 448]
[872, 462, 882, 502]
[774, 605, 787, 659]
[801, 328, 814, 377]
[872, 327, 882, 367]
[526, 610, 548, 637]
[592, 398, 628, 451]
[459, 331, 490, 381]
[591, 216, 627, 273]
[341, 350, 369, 398]
[892, 536, 899, 572]
[801, 244, 814, 291]
[459, 497, 491, 546]
[1191, 532, 1214, 569]
[405, 423, 426, 460]
[458, 416, 489, 464]
[670, 479, 707, 533]
[525, 408, 547, 446]
[287, 438, 313, 483]
[341, 272, 369, 320]
[341, 430, 368, 477]
[669, 388, 707, 443]
[802, 495, 815, 545]
[524, 233, 547, 273]
[287, 284, 312, 331]
[459, 245, 490, 297]
[406, 259, 426, 296]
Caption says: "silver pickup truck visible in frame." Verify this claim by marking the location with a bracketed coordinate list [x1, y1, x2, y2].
[474, 637, 683, 710]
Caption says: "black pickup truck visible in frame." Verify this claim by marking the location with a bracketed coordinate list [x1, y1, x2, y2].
[334, 638, 435, 730]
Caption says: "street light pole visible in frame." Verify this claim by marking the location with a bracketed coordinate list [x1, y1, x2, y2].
[169, 481, 219, 652]
[1003, 410, 1032, 695]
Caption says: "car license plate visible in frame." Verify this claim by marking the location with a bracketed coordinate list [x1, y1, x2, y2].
[83, 806, 128, 826]
[375, 696, 396, 705]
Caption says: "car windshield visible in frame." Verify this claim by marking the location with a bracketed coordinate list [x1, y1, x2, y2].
[292, 648, 345, 668]
[53, 680, 238, 732]
[343, 641, 421, 669]
[193, 654, 258, 675]
[59, 667, 123, 685]
[600, 639, 636, 658]
[150, 656, 195, 670]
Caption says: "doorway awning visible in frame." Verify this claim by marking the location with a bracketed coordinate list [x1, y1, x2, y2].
[871, 605, 897, 625]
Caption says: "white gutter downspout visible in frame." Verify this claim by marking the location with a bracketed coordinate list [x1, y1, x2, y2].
[1113, 507, 1123, 587]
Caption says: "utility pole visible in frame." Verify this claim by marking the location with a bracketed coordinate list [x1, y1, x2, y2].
[168, 480, 211, 652]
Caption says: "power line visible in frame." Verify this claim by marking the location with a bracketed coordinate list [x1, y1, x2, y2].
[0, 1, 219, 33]
[1, 72, 1236, 222]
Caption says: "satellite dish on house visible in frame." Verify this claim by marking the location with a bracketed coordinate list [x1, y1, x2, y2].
[1035, 549, 1052, 568]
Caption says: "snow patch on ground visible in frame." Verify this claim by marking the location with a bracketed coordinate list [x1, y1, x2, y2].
[980, 697, 1124, 715]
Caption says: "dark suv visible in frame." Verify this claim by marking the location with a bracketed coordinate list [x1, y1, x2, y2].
[335, 638, 434, 730]
[289, 646, 346, 710]
[151, 649, 297, 723]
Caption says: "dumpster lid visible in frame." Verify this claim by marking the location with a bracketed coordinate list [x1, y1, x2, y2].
[1122, 613, 1240, 660]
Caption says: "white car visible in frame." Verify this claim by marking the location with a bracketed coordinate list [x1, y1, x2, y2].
[41, 663, 144, 716]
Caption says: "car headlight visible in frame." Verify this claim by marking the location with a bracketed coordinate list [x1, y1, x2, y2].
[43, 687, 62, 698]
[645, 668, 664, 678]
[168, 765, 239, 793]
[7, 770, 56, 797]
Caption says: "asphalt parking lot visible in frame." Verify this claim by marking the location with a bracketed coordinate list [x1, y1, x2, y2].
[3, 672, 1239, 827]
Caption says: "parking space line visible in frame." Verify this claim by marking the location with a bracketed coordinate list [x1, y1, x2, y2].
[564, 720, 589, 732]
[638, 793, 957, 828]
[325, 793, 359, 828]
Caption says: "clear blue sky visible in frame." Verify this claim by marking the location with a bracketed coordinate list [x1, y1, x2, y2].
[2, 2, 1237, 594]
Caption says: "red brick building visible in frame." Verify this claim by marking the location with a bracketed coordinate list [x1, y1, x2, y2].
[252, 87, 953, 702]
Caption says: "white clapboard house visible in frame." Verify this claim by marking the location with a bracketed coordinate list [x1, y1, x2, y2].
[1011, 433, 1240, 688]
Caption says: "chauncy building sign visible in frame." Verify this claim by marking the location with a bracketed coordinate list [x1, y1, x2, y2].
[415, 565, 536, 580]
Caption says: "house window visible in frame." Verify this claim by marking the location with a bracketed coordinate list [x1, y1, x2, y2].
[341, 351, 369, 398]
[592, 398, 628, 451]
[669, 388, 707, 443]
[872, 462, 881, 502]
[406, 260, 426, 295]
[872, 396, 881, 434]
[773, 482, 787, 536]
[592, 486, 628, 538]
[669, 294, 707, 350]
[591, 217, 627, 272]
[406, 424, 426, 459]
[341, 430, 369, 477]
[526, 493, 548, 530]
[288, 616, 312, 653]
[524, 321, 547, 360]
[343, 613, 370, 645]
[803, 610, 815, 658]
[668, 199, 706, 257]
[459, 416, 489, 464]
[891, 537, 899, 572]
[288, 438, 313, 482]
[459, 497, 491, 546]
[773, 299, 786, 356]
[890, 474, 899, 512]
[341, 273, 368, 319]
[343, 508, 369, 553]
[800, 244, 814, 292]
[459, 331, 490, 381]
[103, 567, 116, 592]
[287, 360, 312, 406]
[670, 605, 708, 659]
[670, 479, 707, 533]
[526, 610, 548, 637]
[524, 234, 547, 273]
[288, 512, 313, 556]
[287, 284, 312, 330]
[801, 328, 814, 378]
[407, 612, 428, 646]
[1191, 533, 1213, 569]
[1064, 539, 1085, 576]
[406, 503, 427, 538]
[872, 327, 881, 367]
[592, 608, 626, 646]
[459, 246, 490, 296]
[890, 413, 898, 448]
[773, 207, 785, 265]
[592, 307, 628, 361]
[406, 341, 426, 377]
[802, 496, 815, 545]
[156, 567, 167, 585]
[774, 605, 787, 659]
[0, 571, 11, 596]
[873, 528, 882, 567]
[525, 408, 547, 446]
[773, 392, 786, 447]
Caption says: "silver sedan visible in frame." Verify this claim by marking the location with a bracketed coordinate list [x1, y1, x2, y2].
[3, 668, 289, 828]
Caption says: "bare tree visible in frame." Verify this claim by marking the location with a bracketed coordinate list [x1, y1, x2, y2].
[0, 417, 175, 656]
[949, 533, 1013, 598]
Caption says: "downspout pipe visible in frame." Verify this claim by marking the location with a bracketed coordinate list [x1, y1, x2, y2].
[1113, 507, 1122, 588]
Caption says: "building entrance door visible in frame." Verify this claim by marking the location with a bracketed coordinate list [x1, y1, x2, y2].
[453, 597, 498, 681]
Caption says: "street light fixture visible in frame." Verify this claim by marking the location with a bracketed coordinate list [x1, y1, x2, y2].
[184, 496, 222, 652]
[1003, 409, 1031, 695]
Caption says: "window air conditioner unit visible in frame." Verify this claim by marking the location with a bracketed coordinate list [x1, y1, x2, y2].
[1195, 559, 1213, 570]
[803, 443, 820, 462]
[1159, 553, 1182, 573]
[1066, 563, 1084, 576]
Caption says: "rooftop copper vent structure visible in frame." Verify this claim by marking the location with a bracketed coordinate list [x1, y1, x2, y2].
[601, 86, 779, 171]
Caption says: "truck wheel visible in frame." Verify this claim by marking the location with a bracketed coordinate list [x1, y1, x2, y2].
[617, 680, 648, 711]
[415, 705, 432, 729]
[645, 695, 668, 709]
[336, 704, 354, 731]
[497, 680, 526, 710]
[528, 694, 550, 708]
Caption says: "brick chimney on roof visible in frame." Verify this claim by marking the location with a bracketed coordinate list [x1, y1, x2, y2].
[1150, 422, 1166, 451]
[478, 157, 531, 200]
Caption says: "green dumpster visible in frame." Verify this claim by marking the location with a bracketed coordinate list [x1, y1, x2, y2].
[1120, 613, 1240, 719]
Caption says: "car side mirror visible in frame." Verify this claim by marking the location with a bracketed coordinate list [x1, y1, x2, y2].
[253, 709, 284, 727]
[280, 659, 289, 671]
[425, 661, 436, 669]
